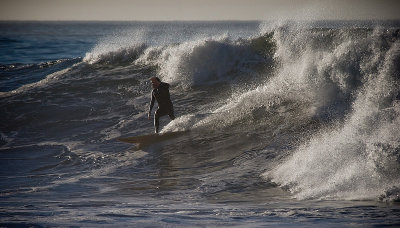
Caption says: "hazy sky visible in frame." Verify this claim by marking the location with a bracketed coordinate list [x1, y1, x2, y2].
[1, 0, 399, 21]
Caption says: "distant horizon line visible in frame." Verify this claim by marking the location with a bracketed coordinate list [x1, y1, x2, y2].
[1, 19, 400, 22]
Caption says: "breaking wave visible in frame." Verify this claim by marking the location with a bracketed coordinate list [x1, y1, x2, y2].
[83, 33, 275, 88]
[164, 22, 400, 201]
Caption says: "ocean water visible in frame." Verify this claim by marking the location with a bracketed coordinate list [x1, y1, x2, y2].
[1, 20, 400, 227]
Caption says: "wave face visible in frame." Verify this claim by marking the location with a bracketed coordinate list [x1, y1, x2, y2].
[1, 21, 400, 226]
[0, 58, 81, 92]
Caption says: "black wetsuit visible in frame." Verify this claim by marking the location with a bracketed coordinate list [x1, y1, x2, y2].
[149, 82, 175, 133]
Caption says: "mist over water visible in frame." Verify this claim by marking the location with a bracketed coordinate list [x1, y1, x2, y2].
[1, 21, 400, 226]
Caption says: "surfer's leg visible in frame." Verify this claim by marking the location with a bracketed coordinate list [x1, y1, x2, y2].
[154, 109, 167, 133]
[168, 108, 175, 120]
[154, 111, 160, 133]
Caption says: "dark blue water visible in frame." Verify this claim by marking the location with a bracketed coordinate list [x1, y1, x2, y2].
[1, 21, 400, 227]
[0, 22, 100, 63]
[0, 21, 101, 92]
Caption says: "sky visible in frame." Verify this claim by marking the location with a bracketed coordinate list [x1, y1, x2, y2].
[1, 0, 399, 21]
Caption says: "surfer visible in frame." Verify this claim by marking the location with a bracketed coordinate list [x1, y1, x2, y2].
[148, 76, 175, 133]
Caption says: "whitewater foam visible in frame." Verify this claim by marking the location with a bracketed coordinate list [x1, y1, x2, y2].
[264, 25, 400, 200]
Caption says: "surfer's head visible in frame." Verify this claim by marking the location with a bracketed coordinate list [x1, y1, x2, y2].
[150, 76, 161, 89]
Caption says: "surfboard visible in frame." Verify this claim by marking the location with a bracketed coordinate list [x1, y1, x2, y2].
[117, 131, 187, 146]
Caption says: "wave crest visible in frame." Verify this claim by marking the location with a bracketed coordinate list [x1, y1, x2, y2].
[84, 43, 147, 65]
[135, 34, 274, 88]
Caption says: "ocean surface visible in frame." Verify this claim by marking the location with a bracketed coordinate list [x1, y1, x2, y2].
[1, 20, 400, 227]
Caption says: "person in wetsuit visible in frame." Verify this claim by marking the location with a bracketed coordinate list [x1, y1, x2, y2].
[148, 76, 175, 133]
